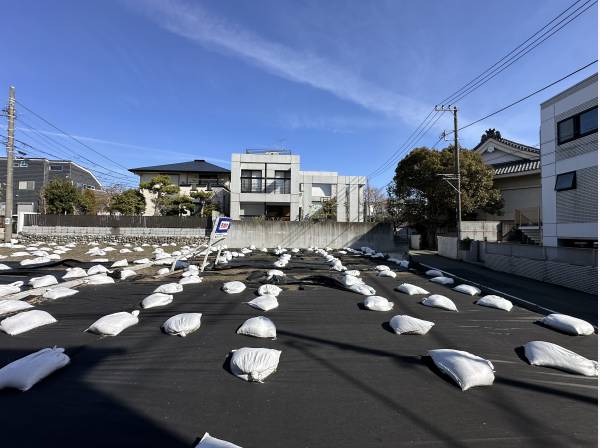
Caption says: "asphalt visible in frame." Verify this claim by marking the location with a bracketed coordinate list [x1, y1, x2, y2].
[409, 251, 599, 325]
[0, 252, 597, 447]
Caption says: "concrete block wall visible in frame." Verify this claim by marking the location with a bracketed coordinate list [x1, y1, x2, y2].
[21, 225, 206, 238]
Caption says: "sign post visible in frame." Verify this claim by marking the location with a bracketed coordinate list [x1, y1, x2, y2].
[200, 216, 232, 272]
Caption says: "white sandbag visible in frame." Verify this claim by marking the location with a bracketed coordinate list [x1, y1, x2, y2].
[20, 256, 52, 266]
[375, 265, 390, 272]
[0, 299, 33, 315]
[0, 310, 57, 335]
[247, 295, 279, 312]
[453, 284, 481, 296]
[429, 276, 454, 286]
[342, 274, 363, 287]
[421, 294, 458, 312]
[11, 251, 30, 257]
[345, 270, 360, 277]
[0, 281, 24, 297]
[237, 316, 277, 339]
[42, 287, 79, 300]
[120, 269, 137, 280]
[157, 268, 170, 275]
[48, 254, 61, 261]
[523, 341, 598, 376]
[85, 274, 115, 285]
[111, 259, 129, 268]
[119, 248, 131, 254]
[229, 347, 281, 382]
[162, 313, 202, 337]
[154, 283, 183, 294]
[62, 267, 87, 280]
[0, 347, 70, 391]
[539, 314, 595, 336]
[0, 263, 11, 270]
[86, 310, 140, 336]
[363, 296, 394, 312]
[133, 246, 144, 252]
[87, 264, 110, 276]
[395, 283, 429, 295]
[377, 270, 397, 278]
[141, 293, 173, 309]
[257, 284, 282, 297]
[428, 349, 495, 391]
[179, 275, 203, 285]
[133, 258, 151, 264]
[347, 283, 376, 296]
[425, 269, 443, 277]
[29, 275, 59, 289]
[91, 258, 109, 263]
[390, 315, 434, 335]
[476, 295, 513, 312]
[223, 281, 246, 294]
[195, 432, 242, 448]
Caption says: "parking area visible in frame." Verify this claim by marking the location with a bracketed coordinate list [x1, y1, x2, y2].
[0, 249, 597, 447]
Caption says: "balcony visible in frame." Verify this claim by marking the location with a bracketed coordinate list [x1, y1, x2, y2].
[240, 177, 291, 194]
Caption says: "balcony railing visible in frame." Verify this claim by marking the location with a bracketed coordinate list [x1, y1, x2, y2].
[241, 177, 291, 194]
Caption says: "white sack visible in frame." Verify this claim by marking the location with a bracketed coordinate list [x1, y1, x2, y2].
[21, 257, 52, 266]
[0, 299, 33, 315]
[162, 313, 202, 337]
[91, 258, 109, 263]
[133, 258, 151, 264]
[0, 310, 57, 335]
[111, 259, 129, 268]
[196, 433, 242, 448]
[540, 314, 595, 336]
[87, 265, 110, 276]
[363, 296, 394, 312]
[347, 283, 376, 296]
[179, 275, 203, 285]
[0, 347, 70, 391]
[237, 316, 277, 339]
[141, 293, 173, 309]
[429, 349, 495, 391]
[257, 284, 282, 297]
[43, 287, 79, 300]
[342, 274, 363, 287]
[345, 270, 360, 277]
[62, 267, 87, 280]
[86, 274, 115, 285]
[0, 263, 11, 270]
[247, 295, 279, 312]
[223, 281, 246, 294]
[377, 270, 397, 278]
[425, 269, 443, 277]
[120, 269, 137, 280]
[156, 268, 170, 275]
[421, 294, 458, 312]
[229, 347, 281, 382]
[0, 281, 24, 297]
[523, 341, 598, 376]
[390, 315, 434, 335]
[375, 265, 391, 272]
[86, 310, 140, 336]
[29, 275, 58, 289]
[453, 284, 481, 296]
[154, 283, 183, 294]
[429, 276, 454, 286]
[395, 283, 429, 295]
[476, 295, 513, 312]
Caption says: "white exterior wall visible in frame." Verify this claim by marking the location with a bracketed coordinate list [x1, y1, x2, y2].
[540, 74, 598, 246]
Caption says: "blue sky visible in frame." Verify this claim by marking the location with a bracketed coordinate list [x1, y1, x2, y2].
[1, 0, 597, 187]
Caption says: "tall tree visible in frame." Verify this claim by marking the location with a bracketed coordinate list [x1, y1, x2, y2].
[79, 189, 97, 215]
[139, 175, 179, 216]
[42, 179, 82, 214]
[109, 189, 146, 215]
[364, 186, 388, 222]
[163, 194, 194, 216]
[391, 146, 502, 247]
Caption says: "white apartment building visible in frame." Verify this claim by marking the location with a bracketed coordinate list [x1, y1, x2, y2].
[540, 73, 598, 247]
[230, 150, 366, 222]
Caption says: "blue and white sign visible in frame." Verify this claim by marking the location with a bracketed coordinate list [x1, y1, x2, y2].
[214, 217, 232, 236]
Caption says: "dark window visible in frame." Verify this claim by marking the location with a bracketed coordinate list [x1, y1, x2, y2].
[557, 106, 598, 144]
[555, 171, 576, 191]
[13, 160, 28, 168]
[241, 170, 263, 192]
[272, 170, 291, 194]
[49, 164, 63, 171]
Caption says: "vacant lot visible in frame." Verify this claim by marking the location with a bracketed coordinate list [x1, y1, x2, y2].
[0, 250, 597, 447]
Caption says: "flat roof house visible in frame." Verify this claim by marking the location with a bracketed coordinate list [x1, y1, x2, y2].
[230, 150, 366, 222]
[129, 159, 231, 216]
[540, 74, 597, 247]
[0, 157, 102, 216]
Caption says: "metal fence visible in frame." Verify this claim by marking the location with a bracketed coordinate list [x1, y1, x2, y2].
[23, 214, 212, 229]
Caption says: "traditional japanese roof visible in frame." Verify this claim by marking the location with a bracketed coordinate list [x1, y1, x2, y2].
[473, 136, 539, 155]
[493, 159, 540, 176]
[129, 160, 229, 174]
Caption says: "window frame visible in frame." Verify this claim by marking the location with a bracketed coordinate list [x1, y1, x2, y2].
[49, 164, 64, 171]
[554, 171, 577, 192]
[557, 106, 598, 145]
[18, 180, 35, 190]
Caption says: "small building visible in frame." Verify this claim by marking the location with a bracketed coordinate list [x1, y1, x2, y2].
[0, 157, 102, 216]
[230, 149, 366, 222]
[540, 73, 597, 247]
[473, 129, 541, 243]
[129, 159, 231, 216]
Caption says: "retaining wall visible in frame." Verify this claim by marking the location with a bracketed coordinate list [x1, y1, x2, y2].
[225, 221, 394, 250]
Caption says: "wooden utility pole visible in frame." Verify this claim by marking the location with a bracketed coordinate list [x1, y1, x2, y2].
[4, 86, 15, 242]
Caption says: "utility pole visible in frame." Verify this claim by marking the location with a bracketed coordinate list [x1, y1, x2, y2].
[435, 105, 461, 254]
[365, 179, 370, 222]
[4, 86, 15, 243]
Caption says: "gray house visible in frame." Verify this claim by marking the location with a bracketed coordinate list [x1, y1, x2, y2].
[0, 157, 102, 216]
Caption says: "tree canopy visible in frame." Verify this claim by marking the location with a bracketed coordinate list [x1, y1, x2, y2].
[109, 189, 146, 215]
[42, 179, 84, 214]
[139, 175, 180, 216]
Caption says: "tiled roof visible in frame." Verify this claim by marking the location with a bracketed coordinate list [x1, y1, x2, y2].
[129, 160, 229, 174]
[493, 159, 540, 176]
[473, 136, 539, 154]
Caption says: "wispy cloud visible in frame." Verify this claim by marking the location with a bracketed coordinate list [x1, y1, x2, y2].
[281, 114, 393, 134]
[134, 0, 433, 126]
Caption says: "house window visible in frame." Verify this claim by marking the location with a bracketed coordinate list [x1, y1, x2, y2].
[555, 171, 576, 191]
[272, 170, 291, 194]
[18, 180, 35, 190]
[241, 170, 263, 193]
[557, 106, 598, 144]
[49, 164, 63, 171]
[13, 160, 28, 168]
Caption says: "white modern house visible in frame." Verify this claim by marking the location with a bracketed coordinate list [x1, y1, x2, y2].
[540, 73, 597, 247]
[230, 150, 366, 221]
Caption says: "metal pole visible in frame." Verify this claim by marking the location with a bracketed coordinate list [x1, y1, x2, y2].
[4, 86, 15, 242]
[453, 107, 461, 253]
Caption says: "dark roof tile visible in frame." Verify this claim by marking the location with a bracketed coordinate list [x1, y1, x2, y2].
[494, 159, 540, 176]
[129, 160, 229, 174]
